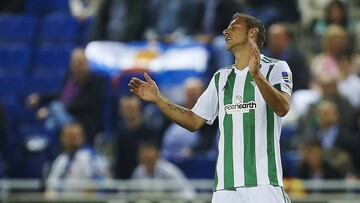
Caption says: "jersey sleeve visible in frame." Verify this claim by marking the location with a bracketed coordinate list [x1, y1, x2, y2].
[269, 61, 293, 96]
[191, 74, 219, 125]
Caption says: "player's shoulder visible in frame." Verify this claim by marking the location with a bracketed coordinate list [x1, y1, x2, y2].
[260, 55, 290, 70]
[213, 64, 235, 76]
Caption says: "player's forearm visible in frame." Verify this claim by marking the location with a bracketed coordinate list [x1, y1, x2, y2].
[252, 73, 290, 117]
[154, 92, 201, 131]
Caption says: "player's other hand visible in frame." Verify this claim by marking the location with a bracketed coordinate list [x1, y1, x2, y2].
[249, 38, 261, 77]
[128, 72, 160, 103]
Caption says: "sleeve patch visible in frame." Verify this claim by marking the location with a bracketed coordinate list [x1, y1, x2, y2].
[281, 71, 292, 84]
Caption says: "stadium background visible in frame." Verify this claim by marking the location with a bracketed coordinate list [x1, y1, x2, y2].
[0, 0, 360, 202]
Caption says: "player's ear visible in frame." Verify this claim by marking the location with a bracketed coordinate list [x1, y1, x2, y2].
[249, 28, 258, 38]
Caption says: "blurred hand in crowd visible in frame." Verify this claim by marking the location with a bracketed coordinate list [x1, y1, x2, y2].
[36, 107, 49, 120]
[26, 93, 40, 109]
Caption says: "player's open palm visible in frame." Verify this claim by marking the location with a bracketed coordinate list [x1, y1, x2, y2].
[249, 39, 261, 76]
[128, 73, 159, 102]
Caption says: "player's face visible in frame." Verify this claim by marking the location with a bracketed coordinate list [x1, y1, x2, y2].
[223, 18, 249, 51]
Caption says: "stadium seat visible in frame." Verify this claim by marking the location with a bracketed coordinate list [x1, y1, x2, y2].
[0, 43, 32, 71]
[0, 14, 38, 42]
[25, 75, 64, 95]
[25, 0, 69, 15]
[38, 12, 78, 42]
[34, 43, 74, 71]
[10, 124, 56, 179]
[0, 75, 25, 96]
[175, 157, 216, 179]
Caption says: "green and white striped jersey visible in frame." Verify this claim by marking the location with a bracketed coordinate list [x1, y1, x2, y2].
[192, 55, 292, 190]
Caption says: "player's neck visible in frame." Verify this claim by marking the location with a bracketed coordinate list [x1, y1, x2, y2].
[233, 45, 252, 70]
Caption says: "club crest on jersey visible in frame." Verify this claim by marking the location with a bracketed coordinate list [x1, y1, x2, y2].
[250, 81, 256, 87]
[224, 95, 257, 114]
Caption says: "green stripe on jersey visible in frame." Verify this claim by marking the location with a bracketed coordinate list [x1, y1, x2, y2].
[213, 72, 220, 189]
[243, 71, 257, 186]
[215, 72, 220, 94]
[263, 56, 279, 63]
[223, 69, 235, 189]
[262, 56, 279, 64]
[266, 65, 279, 186]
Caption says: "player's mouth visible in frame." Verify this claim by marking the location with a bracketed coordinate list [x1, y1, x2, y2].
[225, 37, 232, 42]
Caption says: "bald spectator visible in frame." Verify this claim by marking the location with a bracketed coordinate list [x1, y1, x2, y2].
[264, 23, 310, 91]
[161, 78, 217, 160]
[26, 48, 104, 143]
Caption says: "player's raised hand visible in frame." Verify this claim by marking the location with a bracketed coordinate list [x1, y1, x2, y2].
[128, 72, 160, 103]
[249, 38, 261, 77]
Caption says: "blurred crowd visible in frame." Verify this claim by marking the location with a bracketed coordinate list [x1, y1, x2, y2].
[1, 0, 360, 197]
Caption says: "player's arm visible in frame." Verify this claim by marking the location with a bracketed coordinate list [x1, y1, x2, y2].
[129, 73, 206, 131]
[249, 40, 290, 117]
[252, 74, 290, 117]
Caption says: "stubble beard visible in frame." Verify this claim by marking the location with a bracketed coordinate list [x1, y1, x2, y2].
[227, 37, 248, 53]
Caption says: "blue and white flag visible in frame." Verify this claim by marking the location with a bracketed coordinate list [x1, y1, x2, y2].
[85, 41, 209, 76]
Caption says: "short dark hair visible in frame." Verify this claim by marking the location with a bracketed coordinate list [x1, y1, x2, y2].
[139, 141, 159, 151]
[232, 13, 266, 49]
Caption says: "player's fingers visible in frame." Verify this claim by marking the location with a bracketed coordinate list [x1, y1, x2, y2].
[250, 40, 260, 55]
[251, 42, 260, 58]
[132, 77, 146, 86]
[129, 79, 142, 88]
[128, 82, 139, 90]
[144, 72, 155, 84]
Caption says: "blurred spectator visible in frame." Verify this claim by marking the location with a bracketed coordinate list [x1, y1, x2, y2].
[132, 141, 196, 200]
[296, 100, 360, 173]
[299, 138, 352, 179]
[336, 52, 360, 109]
[0, 0, 25, 13]
[144, 0, 203, 43]
[201, 0, 242, 37]
[161, 78, 217, 160]
[91, 0, 148, 41]
[243, 0, 300, 26]
[263, 23, 310, 91]
[312, 0, 356, 52]
[69, 0, 100, 22]
[199, 0, 241, 75]
[45, 123, 108, 198]
[26, 48, 104, 144]
[113, 95, 155, 179]
[298, 0, 333, 30]
[310, 25, 347, 86]
[69, 0, 100, 45]
[302, 77, 356, 131]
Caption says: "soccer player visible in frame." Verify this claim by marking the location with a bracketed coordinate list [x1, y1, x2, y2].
[129, 13, 292, 203]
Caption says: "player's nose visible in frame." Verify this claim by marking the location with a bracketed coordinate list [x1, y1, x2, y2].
[223, 28, 229, 36]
